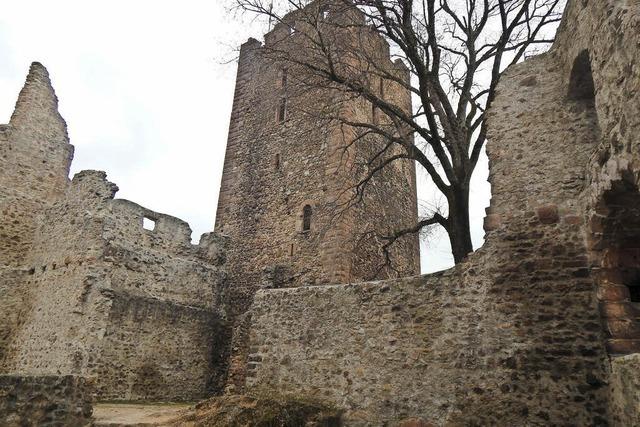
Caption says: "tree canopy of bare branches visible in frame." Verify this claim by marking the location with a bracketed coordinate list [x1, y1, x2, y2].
[233, 0, 565, 265]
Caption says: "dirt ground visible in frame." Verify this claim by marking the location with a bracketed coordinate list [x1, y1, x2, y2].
[92, 403, 194, 426]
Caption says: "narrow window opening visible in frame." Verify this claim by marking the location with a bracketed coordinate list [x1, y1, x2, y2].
[379, 78, 384, 98]
[372, 102, 377, 124]
[302, 204, 312, 232]
[568, 50, 596, 101]
[143, 217, 156, 231]
[274, 153, 281, 170]
[290, 243, 294, 256]
[629, 278, 640, 303]
[278, 98, 287, 123]
[281, 68, 288, 88]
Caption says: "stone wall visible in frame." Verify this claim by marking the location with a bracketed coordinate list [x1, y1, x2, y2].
[247, 218, 610, 425]
[96, 291, 226, 401]
[609, 354, 640, 427]
[0, 375, 92, 427]
[215, 0, 419, 312]
[0, 64, 230, 402]
[0, 63, 73, 370]
[216, 0, 420, 392]
[244, 0, 640, 424]
[4, 171, 229, 401]
[0, 63, 73, 269]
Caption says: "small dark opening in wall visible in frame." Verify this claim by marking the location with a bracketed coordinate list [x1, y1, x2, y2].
[302, 204, 312, 232]
[278, 98, 287, 123]
[281, 68, 288, 88]
[290, 243, 294, 256]
[568, 50, 596, 101]
[629, 280, 640, 303]
[143, 217, 156, 231]
[274, 153, 280, 170]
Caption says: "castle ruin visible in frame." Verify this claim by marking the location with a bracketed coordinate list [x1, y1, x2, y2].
[1, 0, 640, 425]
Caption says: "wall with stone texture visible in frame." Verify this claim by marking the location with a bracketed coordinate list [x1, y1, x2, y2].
[0, 63, 73, 371]
[247, 217, 610, 425]
[244, 0, 640, 424]
[216, 0, 420, 391]
[96, 291, 227, 401]
[0, 63, 73, 269]
[5, 171, 229, 401]
[0, 64, 230, 402]
[0, 375, 92, 427]
[0, 269, 28, 371]
[608, 354, 640, 427]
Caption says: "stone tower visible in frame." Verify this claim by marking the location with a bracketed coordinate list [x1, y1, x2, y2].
[215, 0, 420, 319]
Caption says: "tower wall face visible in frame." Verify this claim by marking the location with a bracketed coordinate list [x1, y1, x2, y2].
[215, 2, 420, 320]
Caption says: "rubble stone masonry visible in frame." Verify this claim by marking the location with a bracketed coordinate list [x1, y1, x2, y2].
[0, 64, 229, 401]
[244, 0, 640, 424]
[215, 0, 420, 391]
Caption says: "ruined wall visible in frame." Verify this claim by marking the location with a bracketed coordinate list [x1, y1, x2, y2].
[243, 0, 640, 424]
[96, 292, 225, 401]
[0, 63, 73, 268]
[247, 215, 610, 425]
[0, 64, 230, 401]
[5, 171, 229, 401]
[0, 375, 92, 427]
[0, 63, 73, 370]
[609, 354, 640, 426]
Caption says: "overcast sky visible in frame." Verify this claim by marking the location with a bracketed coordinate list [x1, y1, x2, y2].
[0, 0, 490, 274]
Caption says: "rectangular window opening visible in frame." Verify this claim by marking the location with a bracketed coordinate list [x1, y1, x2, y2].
[629, 282, 640, 303]
[143, 217, 157, 231]
[278, 98, 287, 123]
[274, 153, 281, 170]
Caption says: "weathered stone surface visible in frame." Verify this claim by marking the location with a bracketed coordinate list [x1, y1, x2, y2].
[609, 354, 640, 427]
[243, 0, 640, 424]
[0, 65, 230, 401]
[0, 0, 639, 424]
[215, 2, 421, 391]
[0, 375, 92, 427]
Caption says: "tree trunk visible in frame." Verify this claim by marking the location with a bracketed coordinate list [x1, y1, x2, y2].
[447, 185, 474, 264]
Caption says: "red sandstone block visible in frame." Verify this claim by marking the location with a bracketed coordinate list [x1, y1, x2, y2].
[483, 214, 501, 231]
[606, 338, 640, 355]
[536, 204, 559, 224]
[597, 285, 630, 302]
[596, 268, 625, 285]
[600, 302, 639, 319]
[607, 319, 640, 339]
[564, 215, 583, 225]
[589, 214, 604, 233]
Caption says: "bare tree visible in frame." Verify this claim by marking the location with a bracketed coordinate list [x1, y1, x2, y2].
[232, 0, 564, 265]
